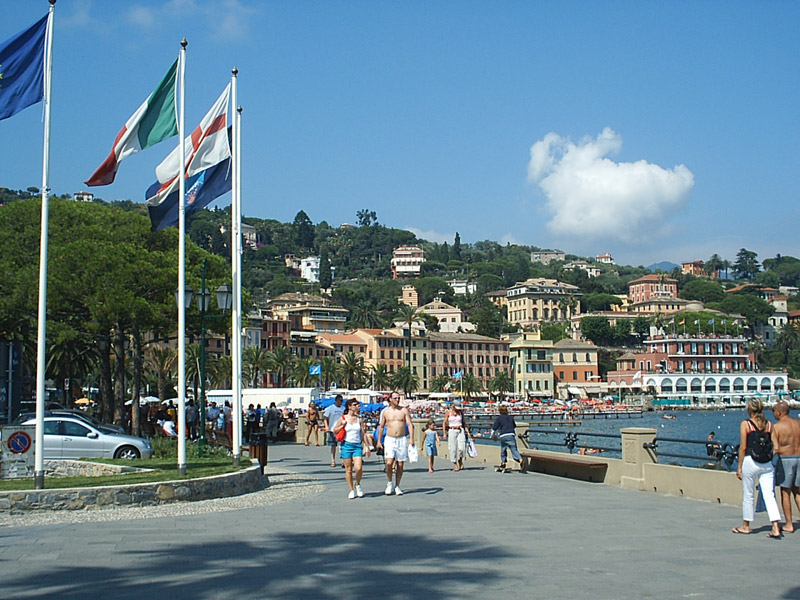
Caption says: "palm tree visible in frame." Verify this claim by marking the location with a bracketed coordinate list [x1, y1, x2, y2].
[395, 304, 419, 369]
[185, 343, 202, 402]
[350, 302, 383, 329]
[209, 354, 231, 388]
[46, 324, 97, 407]
[340, 351, 367, 390]
[459, 372, 483, 401]
[775, 322, 800, 363]
[320, 356, 340, 391]
[429, 374, 452, 393]
[390, 366, 420, 396]
[370, 363, 390, 390]
[243, 346, 271, 387]
[292, 357, 318, 387]
[267, 345, 294, 387]
[488, 371, 513, 396]
[146, 346, 175, 402]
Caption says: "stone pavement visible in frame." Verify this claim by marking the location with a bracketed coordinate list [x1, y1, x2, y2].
[1, 442, 799, 600]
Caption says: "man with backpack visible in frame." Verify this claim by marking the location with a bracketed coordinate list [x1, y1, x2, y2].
[772, 401, 800, 533]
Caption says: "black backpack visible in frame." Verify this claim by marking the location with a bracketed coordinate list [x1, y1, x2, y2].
[747, 420, 773, 463]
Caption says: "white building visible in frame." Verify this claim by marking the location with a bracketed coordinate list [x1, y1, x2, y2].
[563, 260, 600, 278]
[418, 297, 476, 333]
[390, 245, 425, 279]
[448, 279, 477, 296]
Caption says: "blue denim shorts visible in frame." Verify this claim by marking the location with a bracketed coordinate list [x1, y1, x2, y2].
[340, 441, 363, 459]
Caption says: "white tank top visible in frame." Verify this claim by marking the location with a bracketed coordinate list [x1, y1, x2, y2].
[345, 420, 362, 443]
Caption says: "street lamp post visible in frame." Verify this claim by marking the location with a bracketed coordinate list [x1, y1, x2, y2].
[177, 260, 232, 452]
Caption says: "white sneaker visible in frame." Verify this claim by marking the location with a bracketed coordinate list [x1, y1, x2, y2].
[348, 490, 356, 500]
[355, 484, 364, 498]
[394, 486, 403, 496]
[385, 481, 394, 495]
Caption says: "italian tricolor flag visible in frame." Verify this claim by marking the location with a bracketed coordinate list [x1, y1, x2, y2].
[85, 59, 178, 186]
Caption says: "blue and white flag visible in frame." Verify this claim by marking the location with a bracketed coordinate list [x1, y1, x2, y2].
[0, 14, 48, 121]
[146, 156, 231, 231]
[309, 364, 321, 376]
[453, 370, 463, 379]
[708, 319, 714, 324]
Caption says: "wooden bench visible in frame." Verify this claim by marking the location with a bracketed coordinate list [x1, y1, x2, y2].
[520, 449, 607, 483]
[208, 429, 233, 452]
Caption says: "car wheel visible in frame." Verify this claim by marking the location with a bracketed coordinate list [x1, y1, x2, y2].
[114, 445, 141, 460]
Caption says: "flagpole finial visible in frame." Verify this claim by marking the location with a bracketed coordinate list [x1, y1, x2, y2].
[232, 67, 238, 76]
[237, 106, 242, 114]
[181, 38, 188, 49]
[49, 0, 57, 6]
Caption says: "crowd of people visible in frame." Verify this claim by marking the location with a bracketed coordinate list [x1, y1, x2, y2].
[126, 399, 298, 443]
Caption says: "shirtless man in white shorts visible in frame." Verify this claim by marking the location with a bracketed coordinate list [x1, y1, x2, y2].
[376, 392, 415, 496]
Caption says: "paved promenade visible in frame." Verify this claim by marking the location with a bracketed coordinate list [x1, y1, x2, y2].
[1, 442, 798, 599]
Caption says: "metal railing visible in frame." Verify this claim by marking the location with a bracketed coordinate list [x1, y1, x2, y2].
[522, 426, 739, 470]
[525, 428, 622, 455]
[642, 437, 739, 471]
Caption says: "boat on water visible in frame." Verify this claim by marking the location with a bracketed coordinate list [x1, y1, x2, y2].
[662, 414, 677, 420]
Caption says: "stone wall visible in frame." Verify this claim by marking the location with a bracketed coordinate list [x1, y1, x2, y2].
[0, 461, 264, 512]
[44, 460, 153, 478]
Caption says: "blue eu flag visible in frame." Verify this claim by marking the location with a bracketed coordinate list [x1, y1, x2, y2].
[0, 14, 48, 122]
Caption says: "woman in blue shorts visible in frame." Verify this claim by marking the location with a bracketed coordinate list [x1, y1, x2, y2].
[333, 399, 371, 499]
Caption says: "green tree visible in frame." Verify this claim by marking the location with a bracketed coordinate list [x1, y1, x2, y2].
[395, 304, 419, 369]
[540, 322, 569, 342]
[320, 356, 340, 391]
[293, 210, 315, 250]
[291, 357, 318, 387]
[390, 366, 420, 396]
[318, 245, 332, 289]
[732, 248, 760, 281]
[356, 209, 377, 227]
[370, 363, 390, 390]
[147, 346, 176, 403]
[680, 279, 725, 303]
[459, 372, 483, 400]
[267, 346, 294, 387]
[580, 316, 612, 346]
[488, 371, 513, 396]
[340, 351, 367, 389]
[429, 374, 452, 393]
[242, 346, 271, 387]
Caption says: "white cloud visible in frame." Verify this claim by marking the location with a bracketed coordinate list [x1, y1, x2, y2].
[125, 0, 256, 40]
[406, 228, 455, 245]
[527, 128, 694, 243]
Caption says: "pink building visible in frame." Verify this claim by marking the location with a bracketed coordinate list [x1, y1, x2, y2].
[627, 274, 678, 304]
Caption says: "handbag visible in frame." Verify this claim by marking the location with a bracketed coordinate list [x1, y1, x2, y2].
[467, 438, 478, 459]
[334, 418, 347, 442]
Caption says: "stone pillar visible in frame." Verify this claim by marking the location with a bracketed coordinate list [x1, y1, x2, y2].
[296, 415, 309, 444]
[620, 427, 657, 490]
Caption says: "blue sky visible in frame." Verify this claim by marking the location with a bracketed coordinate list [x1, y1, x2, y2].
[2, 0, 798, 268]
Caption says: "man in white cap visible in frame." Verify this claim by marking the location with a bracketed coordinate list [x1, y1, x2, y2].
[376, 392, 415, 495]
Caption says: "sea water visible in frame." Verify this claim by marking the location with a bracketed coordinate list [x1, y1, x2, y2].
[521, 409, 756, 467]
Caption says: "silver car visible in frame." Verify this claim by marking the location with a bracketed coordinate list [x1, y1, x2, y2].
[22, 416, 153, 460]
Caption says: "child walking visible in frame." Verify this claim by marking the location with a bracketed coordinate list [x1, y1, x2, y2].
[424, 419, 440, 473]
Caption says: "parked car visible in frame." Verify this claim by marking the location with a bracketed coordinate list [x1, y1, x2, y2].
[13, 410, 126, 435]
[51, 410, 126, 435]
[20, 416, 153, 460]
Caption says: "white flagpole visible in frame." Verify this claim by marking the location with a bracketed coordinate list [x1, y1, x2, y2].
[231, 68, 242, 465]
[34, 0, 56, 490]
[176, 39, 188, 476]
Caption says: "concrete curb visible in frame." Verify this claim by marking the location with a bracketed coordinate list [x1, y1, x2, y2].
[0, 460, 264, 512]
